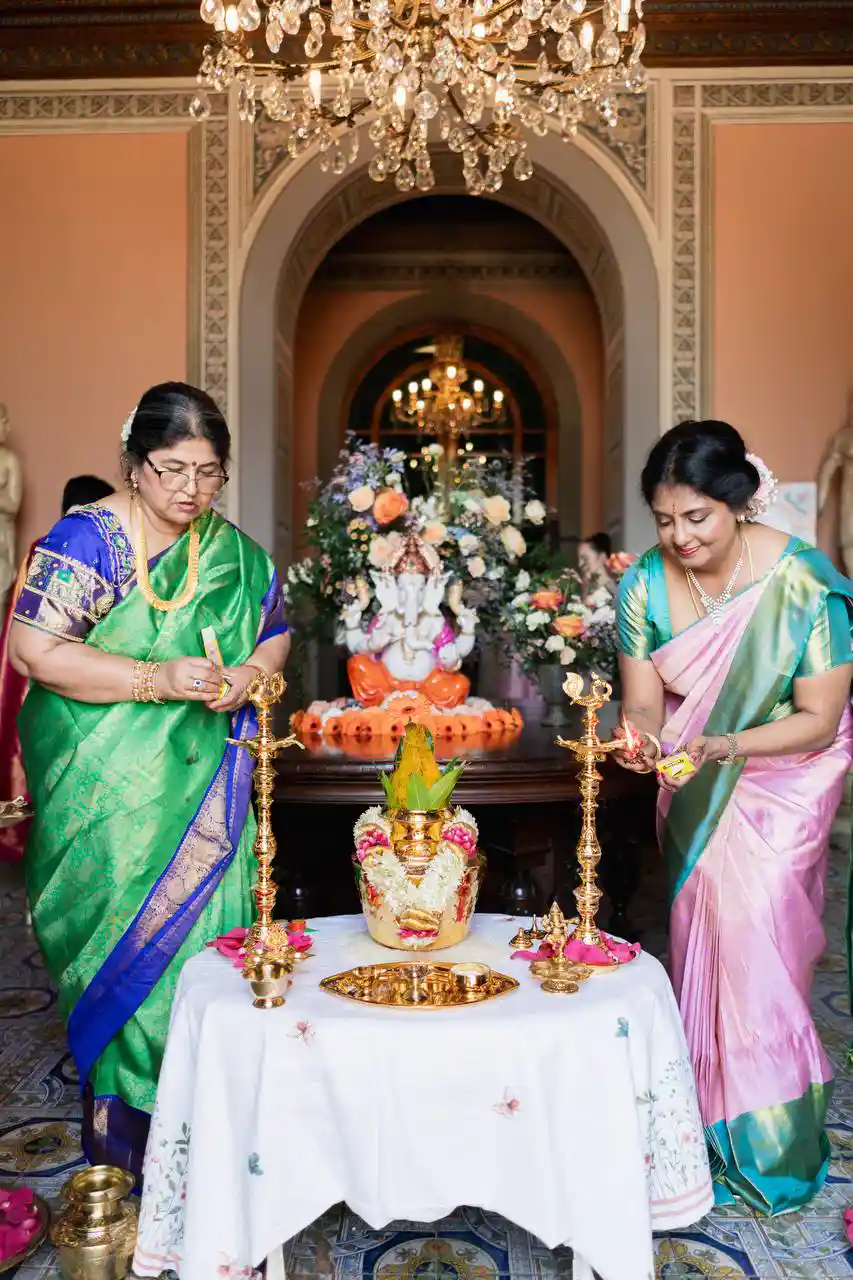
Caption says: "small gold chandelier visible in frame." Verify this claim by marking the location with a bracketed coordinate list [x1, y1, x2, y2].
[392, 336, 505, 448]
[193, 0, 647, 193]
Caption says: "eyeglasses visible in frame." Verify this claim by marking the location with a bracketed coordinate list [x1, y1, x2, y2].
[145, 459, 228, 495]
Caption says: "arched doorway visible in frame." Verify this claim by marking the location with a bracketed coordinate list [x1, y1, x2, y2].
[311, 302, 580, 549]
[238, 129, 662, 564]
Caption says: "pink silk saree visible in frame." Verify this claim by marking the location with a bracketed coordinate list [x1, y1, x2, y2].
[623, 543, 853, 1214]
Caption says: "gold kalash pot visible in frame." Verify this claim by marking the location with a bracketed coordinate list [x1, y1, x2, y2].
[51, 1167, 138, 1280]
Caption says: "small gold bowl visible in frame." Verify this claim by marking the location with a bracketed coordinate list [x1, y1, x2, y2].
[450, 962, 490, 993]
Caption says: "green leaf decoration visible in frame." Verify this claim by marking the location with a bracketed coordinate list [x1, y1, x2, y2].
[380, 772, 395, 805]
[425, 762, 466, 810]
[407, 773, 433, 810]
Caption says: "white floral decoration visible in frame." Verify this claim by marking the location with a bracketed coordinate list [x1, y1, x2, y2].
[360, 842, 466, 926]
[744, 452, 778, 522]
[121, 404, 138, 447]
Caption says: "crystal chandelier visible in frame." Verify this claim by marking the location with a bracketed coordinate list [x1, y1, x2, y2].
[392, 336, 505, 445]
[194, 0, 647, 193]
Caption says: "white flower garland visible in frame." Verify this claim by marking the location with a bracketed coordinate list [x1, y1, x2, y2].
[362, 840, 466, 920]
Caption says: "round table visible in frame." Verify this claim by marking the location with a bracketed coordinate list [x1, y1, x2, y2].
[133, 914, 712, 1280]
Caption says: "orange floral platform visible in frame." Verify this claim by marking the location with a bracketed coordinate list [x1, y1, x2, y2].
[290, 690, 523, 744]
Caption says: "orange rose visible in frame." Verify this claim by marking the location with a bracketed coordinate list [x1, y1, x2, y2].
[531, 589, 563, 611]
[372, 488, 410, 526]
[553, 614, 586, 638]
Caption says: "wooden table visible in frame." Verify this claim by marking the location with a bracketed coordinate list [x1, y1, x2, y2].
[273, 703, 657, 928]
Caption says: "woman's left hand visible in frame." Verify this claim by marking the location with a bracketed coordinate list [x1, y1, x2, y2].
[205, 665, 264, 714]
[658, 734, 728, 792]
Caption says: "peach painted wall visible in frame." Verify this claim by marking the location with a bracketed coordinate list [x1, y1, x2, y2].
[291, 282, 604, 541]
[0, 132, 188, 554]
[712, 121, 853, 487]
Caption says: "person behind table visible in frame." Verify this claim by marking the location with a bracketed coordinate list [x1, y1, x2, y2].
[9, 383, 289, 1182]
[613, 419, 853, 1215]
[578, 532, 614, 591]
[0, 474, 115, 863]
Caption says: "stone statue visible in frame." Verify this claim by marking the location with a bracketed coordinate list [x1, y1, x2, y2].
[818, 403, 853, 577]
[345, 533, 476, 708]
[0, 408, 22, 602]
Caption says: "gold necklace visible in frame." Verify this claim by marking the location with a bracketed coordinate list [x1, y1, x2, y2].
[685, 532, 754, 623]
[133, 498, 200, 613]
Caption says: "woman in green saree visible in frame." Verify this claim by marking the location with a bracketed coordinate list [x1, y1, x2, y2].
[10, 382, 289, 1181]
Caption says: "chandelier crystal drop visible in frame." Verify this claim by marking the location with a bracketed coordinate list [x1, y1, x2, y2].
[193, 0, 647, 192]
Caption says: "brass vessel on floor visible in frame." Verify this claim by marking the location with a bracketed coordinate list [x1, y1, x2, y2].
[51, 1166, 137, 1280]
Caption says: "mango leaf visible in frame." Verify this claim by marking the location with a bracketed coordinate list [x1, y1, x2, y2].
[407, 773, 433, 810]
[380, 772, 395, 805]
[425, 762, 467, 810]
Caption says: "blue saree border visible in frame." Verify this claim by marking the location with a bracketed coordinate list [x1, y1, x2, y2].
[67, 575, 283, 1090]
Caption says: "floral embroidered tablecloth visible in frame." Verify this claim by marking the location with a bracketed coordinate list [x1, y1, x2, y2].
[133, 915, 712, 1280]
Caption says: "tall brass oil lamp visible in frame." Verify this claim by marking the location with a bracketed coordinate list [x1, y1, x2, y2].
[556, 671, 625, 968]
[228, 672, 305, 1008]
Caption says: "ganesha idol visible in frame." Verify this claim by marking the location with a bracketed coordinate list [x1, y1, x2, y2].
[344, 534, 476, 710]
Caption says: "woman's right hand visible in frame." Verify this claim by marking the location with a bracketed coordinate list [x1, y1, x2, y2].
[157, 658, 221, 703]
[611, 722, 658, 774]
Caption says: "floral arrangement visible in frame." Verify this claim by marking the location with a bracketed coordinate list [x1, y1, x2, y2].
[352, 724, 481, 949]
[284, 438, 547, 650]
[502, 552, 635, 677]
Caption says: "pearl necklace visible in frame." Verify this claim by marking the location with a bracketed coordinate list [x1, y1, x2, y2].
[133, 498, 200, 613]
[685, 534, 752, 628]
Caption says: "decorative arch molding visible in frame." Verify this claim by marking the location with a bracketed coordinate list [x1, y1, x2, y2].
[238, 124, 662, 565]
[313, 294, 582, 542]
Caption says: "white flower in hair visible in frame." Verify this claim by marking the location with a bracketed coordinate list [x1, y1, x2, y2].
[121, 405, 138, 447]
[744, 452, 778, 522]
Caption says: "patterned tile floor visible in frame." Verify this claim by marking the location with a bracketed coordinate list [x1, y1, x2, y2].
[2, 804, 853, 1280]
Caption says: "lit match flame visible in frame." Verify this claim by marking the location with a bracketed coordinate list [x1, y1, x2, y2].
[620, 716, 643, 759]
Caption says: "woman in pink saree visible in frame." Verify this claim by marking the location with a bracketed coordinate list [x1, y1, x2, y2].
[616, 421, 853, 1215]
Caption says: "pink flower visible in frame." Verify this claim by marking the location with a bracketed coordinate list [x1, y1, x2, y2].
[493, 1089, 521, 1118]
[845, 1208, 853, 1244]
[289, 1020, 315, 1046]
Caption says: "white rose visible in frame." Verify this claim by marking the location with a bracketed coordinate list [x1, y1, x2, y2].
[588, 587, 611, 609]
[560, 645, 577, 665]
[486, 565, 505, 580]
[349, 485, 376, 512]
[545, 634, 565, 653]
[525, 499, 547, 525]
[467, 556, 486, 579]
[464, 497, 483, 515]
[510, 593, 530, 608]
[459, 534, 480, 555]
[500, 525, 527, 559]
[515, 570, 531, 592]
[590, 605, 616, 625]
[483, 494, 511, 525]
[525, 610, 549, 631]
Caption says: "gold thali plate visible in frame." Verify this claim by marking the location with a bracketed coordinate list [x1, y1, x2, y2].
[320, 961, 519, 1009]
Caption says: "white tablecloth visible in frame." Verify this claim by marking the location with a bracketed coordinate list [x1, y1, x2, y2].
[133, 915, 712, 1280]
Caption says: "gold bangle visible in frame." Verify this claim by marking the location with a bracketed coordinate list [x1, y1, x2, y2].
[131, 660, 164, 705]
[718, 733, 739, 766]
[644, 733, 663, 762]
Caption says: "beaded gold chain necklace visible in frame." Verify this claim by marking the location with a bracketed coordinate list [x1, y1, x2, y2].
[133, 497, 200, 613]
